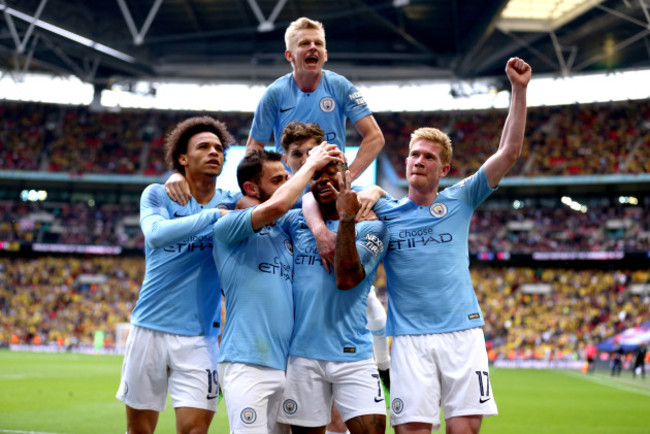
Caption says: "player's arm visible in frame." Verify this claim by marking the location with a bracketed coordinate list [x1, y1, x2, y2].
[246, 87, 277, 155]
[355, 184, 387, 221]
[334, 170, 365, 290]
[302, 191, 335, 273]
[236, 195, 261, 209]
[483, 57, 532, 189]
[245, 136, 266, 154]
[164, 172, 192, 206]
[140, 185, 224, 249]
[348, 114, 385, 181]
[303, 183, 387, 269]
[250, 143, 344, 231]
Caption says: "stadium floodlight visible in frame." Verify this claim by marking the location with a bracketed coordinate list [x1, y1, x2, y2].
[618, 196, 639, 205]
[561, 195, 588, 213]
[498, 0, 604, 32]
[0, 4, 136, 63]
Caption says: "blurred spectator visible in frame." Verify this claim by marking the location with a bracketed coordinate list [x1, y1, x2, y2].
[2, 256, 648, 364]
[633, 344, 647, 379]
[611, 342, 625, 376]
[474, 267, 650, 362]
[0, 200, 143, 248]
[0, 256, 143, 348]
[3, 198, 648, 253]
[1, 99, 648, 177]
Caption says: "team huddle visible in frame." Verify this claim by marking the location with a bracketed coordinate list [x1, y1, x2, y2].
[115, 16, 532, 434]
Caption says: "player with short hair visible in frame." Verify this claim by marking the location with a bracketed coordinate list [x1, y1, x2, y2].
[247, 16, 384, 182]
[277, 161, 389, 434]
[372, 57, 532, 434]
[213, 144, 342, 433]
[116, 116, 240, 434]
[282, 121, 390, 434]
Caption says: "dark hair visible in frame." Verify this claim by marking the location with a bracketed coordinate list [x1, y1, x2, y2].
[280, 121, 324, 154]
[236, 149, 283, 194]
[164, 116, 234, 174]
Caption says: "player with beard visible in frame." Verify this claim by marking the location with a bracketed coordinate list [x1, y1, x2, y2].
[212, 145, 342, 433]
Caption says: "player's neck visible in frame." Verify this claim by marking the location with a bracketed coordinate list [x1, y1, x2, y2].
[293, 70, 322, 93]
[408, 187, 438, 206]
[320, 202, 338, 221]
[187, 174, 217, 205]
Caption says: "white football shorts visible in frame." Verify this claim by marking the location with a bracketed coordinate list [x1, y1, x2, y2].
[389, 328, 498, 429]
[116, 325, 220, 412]
[278, 356, 386, 427]
[218, 362, 289, 434]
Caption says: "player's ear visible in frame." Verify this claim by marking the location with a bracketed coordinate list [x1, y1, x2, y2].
[440, 164, 451, 177]
[178, 154, 188, 167]
[323, 48, 328, 63]
[243, 181, 260, 199]
[284, 49, 293, 63]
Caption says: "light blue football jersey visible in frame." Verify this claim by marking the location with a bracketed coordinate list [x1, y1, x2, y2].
[131, 184, 240, 337]
[249, 70, 372, 152]
[212, 207, 294, 371]
[282, 210, 388, 361]
[374, 167, 496, 336]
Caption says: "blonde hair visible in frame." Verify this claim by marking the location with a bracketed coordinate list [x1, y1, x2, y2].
[409, 127, 453, 165]
[284, 17, 325, 50]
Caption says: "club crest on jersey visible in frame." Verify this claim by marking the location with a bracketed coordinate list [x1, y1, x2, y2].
[429, 203, 447, 218]
[391, 398, 404, 414]
[283, 399, 298, 414]
[284, 239, 293, 255]
[241, 407, 257, 423]
[320, 97, 336, 113]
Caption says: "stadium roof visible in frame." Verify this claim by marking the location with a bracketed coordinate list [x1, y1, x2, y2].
[1, 0, 649, 87]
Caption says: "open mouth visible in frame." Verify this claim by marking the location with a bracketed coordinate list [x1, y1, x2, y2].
[317, 186, 334, 199]
[305, 55, 319, 65]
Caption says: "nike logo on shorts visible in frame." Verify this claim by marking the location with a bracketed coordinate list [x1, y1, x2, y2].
[479, 397, 491, 404]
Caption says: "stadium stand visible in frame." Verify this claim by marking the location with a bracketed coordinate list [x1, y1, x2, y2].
[1, 99, 649, 177]
[1, 99, 649, 366]
[0, 256, 143, 349]
[2, 256, 648, 364]
[1, 198, 648, 254]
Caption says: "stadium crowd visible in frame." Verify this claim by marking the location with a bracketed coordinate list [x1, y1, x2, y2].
[1, 97, 649, 374]
[1, 198, 648, 253]
[469, 201, 650, 254]
[0, 255, 143, 349]
[1, 98, 649, 177]
[2, 255, 648, 363]
[0, 200, 143, 248]
[475, 266, 650, 362]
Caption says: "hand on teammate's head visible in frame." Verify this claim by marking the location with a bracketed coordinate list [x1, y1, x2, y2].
[306, 142, 345, 169]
